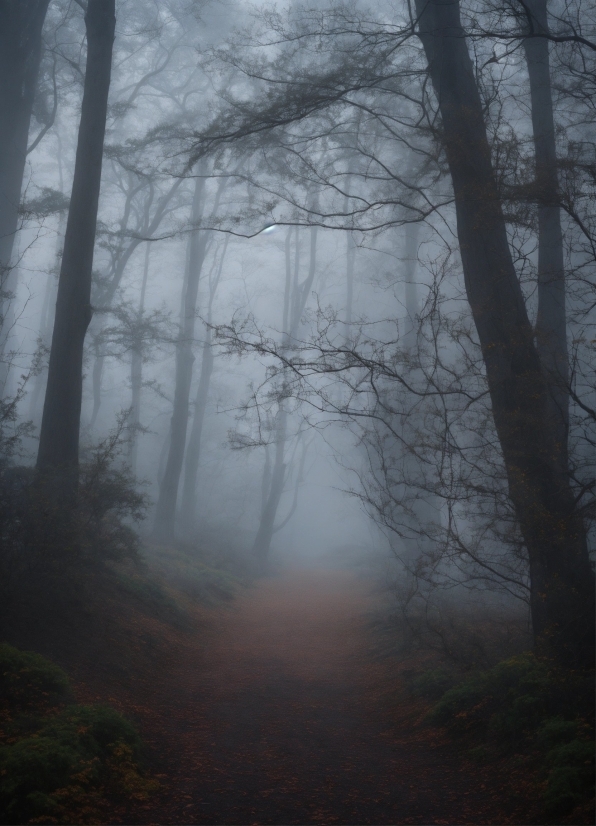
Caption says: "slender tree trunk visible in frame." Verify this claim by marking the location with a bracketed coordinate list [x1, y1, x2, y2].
[90, 349, 104, 428]
[29, 212, 65, 422]
[345, 230, 356, 342]
[252, 222, 319, 562]
[415, 0, 594, 666]
[523, 0, 568, 468]
[89, 178, 183, 426]
[179, 329, 214, 534]
[180, 235, 230, 534]
[128, 241, 151, 474]
[153, 175, 208, 540]
[0, 1, 51, 389]
[403, 221, 420, 350]
[37, 0, 116, 481]
[252, 405, 288, 562]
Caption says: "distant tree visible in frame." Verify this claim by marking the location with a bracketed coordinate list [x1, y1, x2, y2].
[180, 235, 230, 536]
[0, 1, 52, 391]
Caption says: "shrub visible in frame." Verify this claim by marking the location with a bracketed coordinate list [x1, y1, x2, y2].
[540, 722, 595, 817]
[426, 654, 595, 818]
[0, 420, 148, 630]
[410, 668, 457, 700]
[0, 644, 70, 714]
[0, 647, 153, 824]
[427, 653, 559, 741]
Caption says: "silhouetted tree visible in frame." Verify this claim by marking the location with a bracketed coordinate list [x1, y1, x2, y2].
[37, 0, 116, 483]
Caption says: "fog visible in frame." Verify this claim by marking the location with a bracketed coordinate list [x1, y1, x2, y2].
[0, 1, 593, 821]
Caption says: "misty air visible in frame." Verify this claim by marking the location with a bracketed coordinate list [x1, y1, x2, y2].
[0, 0, 594, 823]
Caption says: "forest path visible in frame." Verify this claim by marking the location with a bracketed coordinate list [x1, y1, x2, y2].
[118, 569, 526, 825]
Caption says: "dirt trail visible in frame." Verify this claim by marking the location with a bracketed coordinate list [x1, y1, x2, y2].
[113, 569, 528, 825]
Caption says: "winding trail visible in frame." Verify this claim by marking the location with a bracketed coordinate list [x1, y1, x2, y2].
[112, 569, 530, 824]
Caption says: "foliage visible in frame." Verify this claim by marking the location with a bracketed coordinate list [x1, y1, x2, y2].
[0, 645, 155, 825]
[0, 644, 70, 714]
[0, 417, 148, 623]
[426, 653, 595, 817]
[409, 668, 457, 701]
[143, 542, 243, 605]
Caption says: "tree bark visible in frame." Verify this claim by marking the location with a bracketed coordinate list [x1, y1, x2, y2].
[153, 175, 208, 541]
[415, 0, 594, 667]
[523, 0, 568, 468]
[0, 0, 51, 391]
[37, 0, 116, 480]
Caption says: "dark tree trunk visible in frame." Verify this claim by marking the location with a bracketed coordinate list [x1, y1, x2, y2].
[153, 175, 208, 541]
[523, 0, 568, 468]
[37, 0, 116, 480]
[415, 0, 594, 667]
[0, 0, 51, 389]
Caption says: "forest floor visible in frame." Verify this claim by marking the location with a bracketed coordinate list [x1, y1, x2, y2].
[73, 568, 541, 825]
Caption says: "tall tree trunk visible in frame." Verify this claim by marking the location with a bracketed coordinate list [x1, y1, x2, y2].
[0, 0, 51, 392]
[128, 241, 151, 474]
[403, 221, 420, 350]
[29, 210, 65, 423]
[180, 235, 230, 535]
[345, 230, 356, 343]
[89, 177, 183, 426]
[523, 0, 568, 469]
[153, 175, 208, 540]
[90, 349, 104, 427]
[252, 222, 318, 562]
[37, 0, 116, 481]
[252, 404, 288, 562]
[179, 329, 214, 535]
[415, 0, 594, 667]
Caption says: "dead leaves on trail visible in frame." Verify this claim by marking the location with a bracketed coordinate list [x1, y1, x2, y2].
[75, 571, 545, 824]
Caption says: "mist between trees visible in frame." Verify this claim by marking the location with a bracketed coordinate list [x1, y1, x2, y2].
[0, 0, 594, 670]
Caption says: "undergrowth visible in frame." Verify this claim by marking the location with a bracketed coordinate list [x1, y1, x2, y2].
[143, 542, 243, 605]
[415, 653, 594, 821]
[0, 643, 156, 824]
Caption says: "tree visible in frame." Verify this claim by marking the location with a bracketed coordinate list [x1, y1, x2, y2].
[523, 0, 568, 463]
[180, 235, 230, 536]
[414, 0, 593, 667]
[37, 0, 116, 482]
[0, 1, 52, 391]
[153, 170, 210, 540]
[191, 0, 594, 664]
[249, 221, 318, 563]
